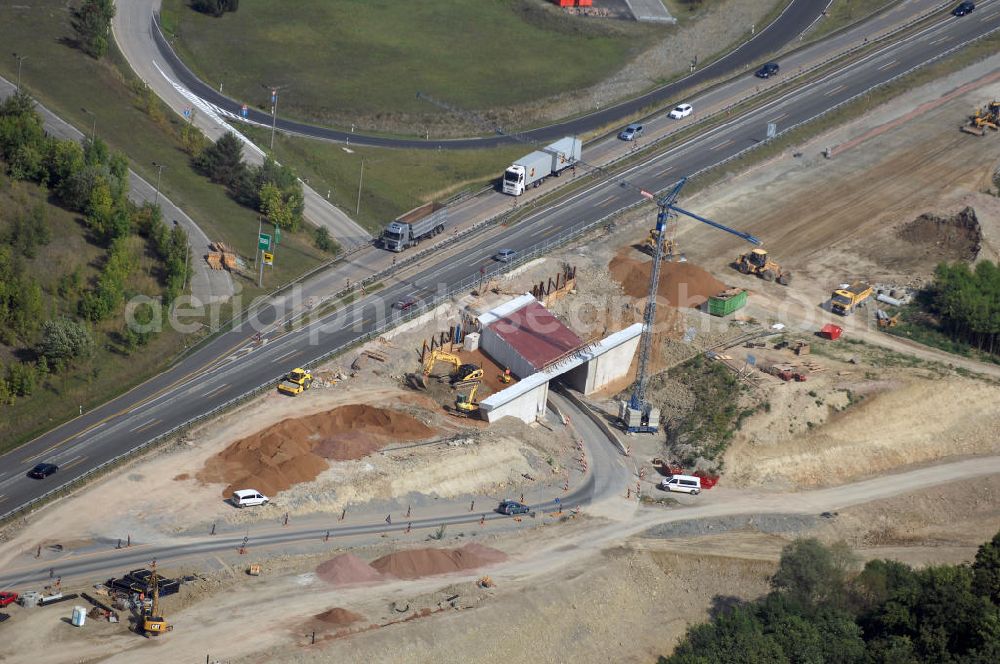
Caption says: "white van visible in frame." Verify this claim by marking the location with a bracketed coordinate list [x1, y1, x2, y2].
[232, 489, 269, 508]
[660, 474, 701, 495]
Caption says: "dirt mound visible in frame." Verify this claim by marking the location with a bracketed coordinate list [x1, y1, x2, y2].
[609, 249, 726, 309]
[198, 404, 436, 497]
[370, 543, 507, 580]
[898, 206, 981, 262]
[314, 607, 364, 626]
[316, 553, 384, 586]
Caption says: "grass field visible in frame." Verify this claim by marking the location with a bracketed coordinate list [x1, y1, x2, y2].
[806, 0, 900, 42]
[0, 176, 191, 453]
[160, 0, 660, 131]
[0, 1, 325, 290]
[240, 125, 525, 232]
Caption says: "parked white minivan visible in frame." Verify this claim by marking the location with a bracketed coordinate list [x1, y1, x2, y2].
[232, 489, 269, 508]
[660, 474, 701, 495]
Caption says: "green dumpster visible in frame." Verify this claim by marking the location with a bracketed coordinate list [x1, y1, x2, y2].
[708, 288, 748, 317]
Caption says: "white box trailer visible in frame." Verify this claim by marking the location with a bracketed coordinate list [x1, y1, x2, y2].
[502, 136, 582, 196]
[380, 201, 449, 252]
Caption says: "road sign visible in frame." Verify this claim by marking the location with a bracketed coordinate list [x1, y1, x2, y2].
[747, 354, 757, 366]
[240, 104, 248, 118]
[183, 107, 192, 119]
[766, 122, 777, 139]
[274, 227, 281, 246]
[262, 252, 274, 266]
[258, 233, 271, 251]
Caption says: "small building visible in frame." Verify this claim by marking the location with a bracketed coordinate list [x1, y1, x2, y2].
[473, 292, 644, 425]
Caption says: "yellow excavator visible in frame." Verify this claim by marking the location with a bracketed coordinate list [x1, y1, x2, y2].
[454, 381, 481, 416]
[421, 349, 483, 384]
[734, 248, 791, 285]
[141, 561, 172, 637]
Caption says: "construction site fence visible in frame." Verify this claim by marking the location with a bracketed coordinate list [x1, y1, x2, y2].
[4, 5, 988, 526]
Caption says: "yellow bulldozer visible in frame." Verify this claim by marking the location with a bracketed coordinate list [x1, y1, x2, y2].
[640, 228, 683, 261]
[961, 101, 1000, 136]
[420, 349, 483, 386]
[734, 248, 791, 285]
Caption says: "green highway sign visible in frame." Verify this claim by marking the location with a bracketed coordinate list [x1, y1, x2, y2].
[258, 233, 272, 251]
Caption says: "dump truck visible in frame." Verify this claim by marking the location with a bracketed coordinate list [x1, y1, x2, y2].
[830, 282, 873, 315]
[502, 136, 582, 196]
[380, 202, 449, 252]
[278, 368, 313, 395]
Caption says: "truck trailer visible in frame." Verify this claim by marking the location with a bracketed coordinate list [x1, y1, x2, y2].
[381, 202, 449, 252]
[502, 136, 582, 196]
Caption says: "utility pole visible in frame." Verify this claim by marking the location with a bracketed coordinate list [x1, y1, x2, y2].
[256, 216, 264, 288]
[270, 88, 278, 150]
[81, 107, 97, 142]
[356, 159, 364, 216]
[13, 53, 27, 92]
[152, 162, 166, 207]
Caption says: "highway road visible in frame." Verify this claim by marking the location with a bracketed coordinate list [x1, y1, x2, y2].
[141, 0, 827, 148]
[2, 2, 999, 523]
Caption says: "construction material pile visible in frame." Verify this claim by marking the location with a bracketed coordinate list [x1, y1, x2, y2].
[198, 404, 436, 497]
[609, 249, 726, 308]
[314, 607, 364, 626]
[316, 544, 507, 585]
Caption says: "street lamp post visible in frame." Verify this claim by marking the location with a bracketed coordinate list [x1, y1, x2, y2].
[12, 53, 27, 92]
[81, 107, 97, 142]
[152, 162, 166, 207]
[261, 83, 289, 151]
[356, 159, 365, 216]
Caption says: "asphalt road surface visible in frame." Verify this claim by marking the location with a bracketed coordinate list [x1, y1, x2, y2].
[146, 0, 828, 148]
[2, 3, 998, 521]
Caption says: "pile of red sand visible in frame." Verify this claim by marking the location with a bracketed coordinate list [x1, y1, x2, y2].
[198, 404, 436, 498]
[370, 543, 507, 580]
[316, 553, 384, 586]
[313, 607, 364, 626]
[609, 249, 726, 309]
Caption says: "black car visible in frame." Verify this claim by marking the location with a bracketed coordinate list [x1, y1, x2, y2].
[755, 62, 780, 79]
[497, 500, 530, 515]
[27, 463, 58, 479]
[952, 2, 975, 16]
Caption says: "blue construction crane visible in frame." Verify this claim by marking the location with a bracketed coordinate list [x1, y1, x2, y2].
[620, 177, 761, 434]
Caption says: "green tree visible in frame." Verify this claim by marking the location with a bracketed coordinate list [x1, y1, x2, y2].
[37, 318, 95, 370]
[192, 0, 239, 16]
[194, 131, 246, 188]
[972, 530, 1000, 605]
[6, 361, 37, 396]
[314, 226, 339, 254]
[72, 0, 116, 58]
[772, 539, 854, 609]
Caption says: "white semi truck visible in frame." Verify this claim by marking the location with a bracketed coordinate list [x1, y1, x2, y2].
[501, 136, 582, 196]
[380, 202, 449, 252]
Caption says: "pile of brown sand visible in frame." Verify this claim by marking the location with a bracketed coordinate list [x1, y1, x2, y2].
[198, 404, 436, 498]
[316, 553, 384, 586]
[313, 607, 364, 626]
[371, 543, 507, 580]
[897, 206, 981, 262]
[609, 248, 726, 308]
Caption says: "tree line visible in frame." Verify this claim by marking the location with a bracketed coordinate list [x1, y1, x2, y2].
[923, 260, 999, 356]
[0, 92, 188, 404]
[663, 533, 1000, 663]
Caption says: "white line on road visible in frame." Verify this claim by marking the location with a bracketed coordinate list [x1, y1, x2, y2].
[709, 139, 734, 151]
[876, 59, 898, 71]
[201, 383, 231, 399]
[767, 112, 788, 123]
[929, 35, 952, 45]
[824, 84, 847, 96]
[273, 349, 301, 363]
[594, 194, 616, 207]
[657, 166, 674, 178]
[61, 456, 86, 472]
[130, 418, 161, 433]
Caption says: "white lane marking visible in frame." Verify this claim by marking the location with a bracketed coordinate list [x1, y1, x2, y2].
[709, 139, 734, 151]
[824, 84, 847, 96]
[767, 112, 788, 123]
[130, 418, 161, 433]
[876, 59, 897, 71]
[201, 383, 231, 399]
[273, 348, 301, 363]
[593, 194, 616, 207]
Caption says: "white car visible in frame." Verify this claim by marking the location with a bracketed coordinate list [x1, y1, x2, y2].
[232, 489, 270, 508]
[668, 103, 693, 119]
